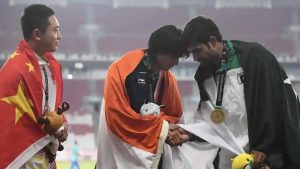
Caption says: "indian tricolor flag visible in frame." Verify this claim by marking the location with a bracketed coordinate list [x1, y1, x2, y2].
[96, 49, 183, 169]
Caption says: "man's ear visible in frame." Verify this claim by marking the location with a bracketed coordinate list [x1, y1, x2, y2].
[32, 29, 42, 41]
[207, 36, 218, 49]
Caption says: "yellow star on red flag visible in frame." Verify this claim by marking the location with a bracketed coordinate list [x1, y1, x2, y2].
[26, 62, 35, 73]
[9, 51, 19, 60]
[0, 81, 36, 124]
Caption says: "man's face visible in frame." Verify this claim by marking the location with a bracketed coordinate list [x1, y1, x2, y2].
[156, 53, 180, 71]
[39, 15, 62, 53]
[188, 43, 221, 70]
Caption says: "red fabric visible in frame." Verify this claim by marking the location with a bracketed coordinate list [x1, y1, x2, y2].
[105, 49, 183, 154]
[0, 40, 63, 168]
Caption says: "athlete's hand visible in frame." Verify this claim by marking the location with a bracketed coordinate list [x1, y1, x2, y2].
[166, 124, 192, 146]
[166, 124, 182, 146]
[251, 150, 267, 168]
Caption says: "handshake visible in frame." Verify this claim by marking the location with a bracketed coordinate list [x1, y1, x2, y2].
[166, 124, 192, 146]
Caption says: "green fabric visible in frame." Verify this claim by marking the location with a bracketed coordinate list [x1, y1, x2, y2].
[225, 40, 240, 70]
[142, 55, 159, 80]
[143, 54, 152, 68]
[233, 41, 300, 168]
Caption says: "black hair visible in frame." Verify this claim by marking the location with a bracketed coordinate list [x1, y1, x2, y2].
[183, 16, 222, 47]
[21, 4, 54, 40]
[147, 25, 187, 59]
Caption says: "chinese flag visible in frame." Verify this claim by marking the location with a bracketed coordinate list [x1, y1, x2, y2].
[0, 40, 63, 168]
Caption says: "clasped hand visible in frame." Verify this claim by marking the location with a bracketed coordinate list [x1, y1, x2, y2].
[166, 124, 191, 146]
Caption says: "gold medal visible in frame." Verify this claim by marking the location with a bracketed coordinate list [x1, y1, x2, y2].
[210, 109, 225, 124]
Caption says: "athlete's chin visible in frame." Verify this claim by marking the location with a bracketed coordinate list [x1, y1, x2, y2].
[50, 46, 58, 52]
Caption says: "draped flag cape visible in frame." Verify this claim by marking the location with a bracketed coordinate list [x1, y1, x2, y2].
[97, 49, 183, 169]
[0, 40, 63, 168]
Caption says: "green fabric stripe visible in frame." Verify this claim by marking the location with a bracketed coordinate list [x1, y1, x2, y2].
[225, 40, 240, 70]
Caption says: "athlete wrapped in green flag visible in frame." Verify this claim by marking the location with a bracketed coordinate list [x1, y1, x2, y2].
[164, 16, 300, 169]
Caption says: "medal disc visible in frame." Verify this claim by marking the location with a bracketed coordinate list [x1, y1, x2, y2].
[210, 109, 225, 123]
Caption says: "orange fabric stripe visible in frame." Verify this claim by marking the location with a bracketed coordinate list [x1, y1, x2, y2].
[160, 71, 183, 124]
[105, 49, 182, 153]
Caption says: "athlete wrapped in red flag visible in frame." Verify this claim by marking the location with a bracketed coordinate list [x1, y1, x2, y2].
[0, 4, 68, 169]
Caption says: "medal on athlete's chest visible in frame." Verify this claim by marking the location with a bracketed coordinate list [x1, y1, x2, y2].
[211, 43, 228, 124]
[210, 108, 225, 123]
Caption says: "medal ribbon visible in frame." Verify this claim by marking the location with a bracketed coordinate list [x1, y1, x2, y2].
[143, 54, 159, 103]
[215, 43, 229, 109]
[42, 65, 50, 113]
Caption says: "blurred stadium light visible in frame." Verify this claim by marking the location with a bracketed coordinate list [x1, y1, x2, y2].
[215, 0, 272, 9]
[290, 25, 300, 33]
[9, 0, 67, 7]
[113, 0, 169, 9]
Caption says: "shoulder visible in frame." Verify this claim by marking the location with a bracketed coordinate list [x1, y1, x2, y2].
[1, 50, 28, 71]
[0, 51, 29, 86]
[108, 49, 145, 76]
[233, 40, 271, 55]
[114, 49, 145, 65]
[232, 40, 279, 66]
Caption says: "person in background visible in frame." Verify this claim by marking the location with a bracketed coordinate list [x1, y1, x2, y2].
[70, 141, 80, 169]
[0, 4, 68, 169]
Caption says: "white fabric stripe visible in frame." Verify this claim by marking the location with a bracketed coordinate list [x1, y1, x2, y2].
[284, 78, 298, 97]
[204, 101, 244, 154]
[6, 135, 55, 169]
[202, 68, 247, 154]
[203, 77, 217, 103]
[96, 98, 170, 169]
[284, 78, 292, 84]
[96, 99, 118, 169]
[162, 115, 219, 169]
[34, 52, 56, 113]
[150, 120, 169, 169]
[40, 62, 56, 113]
[203, 67, 248, 168]
[175, 142, 218, 169]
